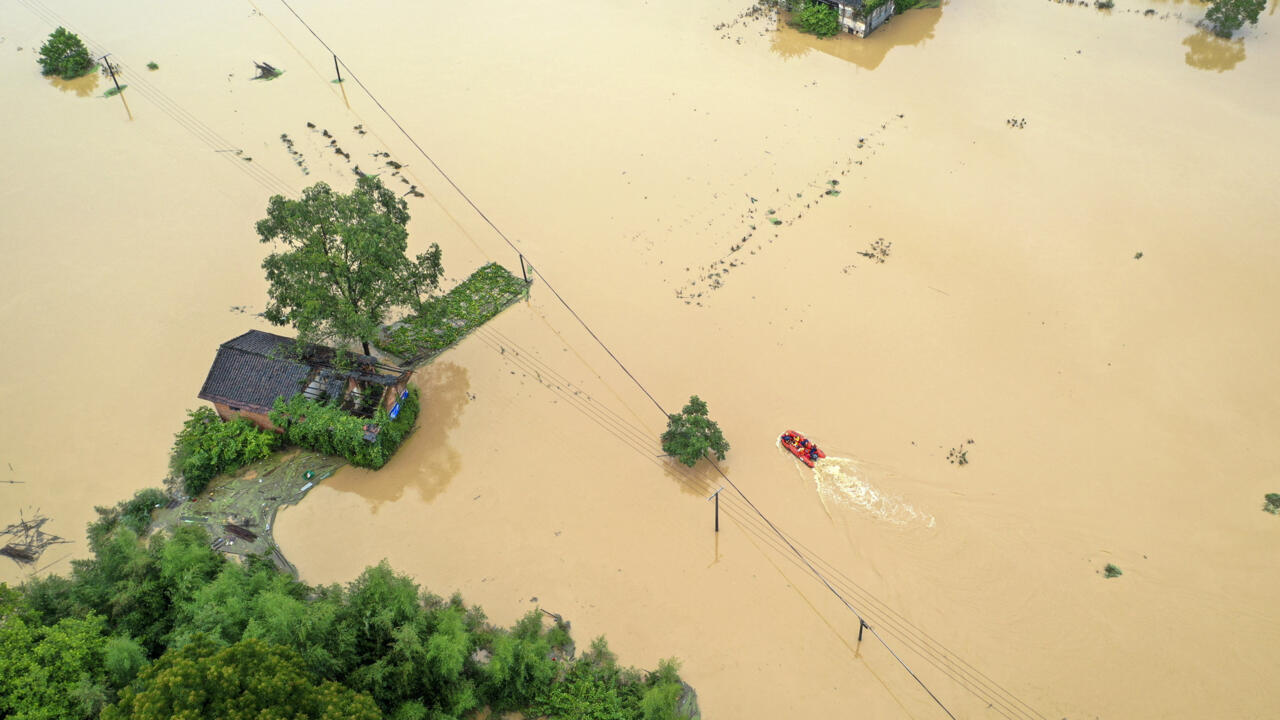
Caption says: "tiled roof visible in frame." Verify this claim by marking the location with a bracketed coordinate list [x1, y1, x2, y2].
[197, 330, 311, 414]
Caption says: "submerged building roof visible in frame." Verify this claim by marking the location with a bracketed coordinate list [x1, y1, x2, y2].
[198, 329, 410, 415]
[197, 330, 312, 414]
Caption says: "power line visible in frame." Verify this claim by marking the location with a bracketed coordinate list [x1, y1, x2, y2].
[475, 323, 1044, 719]
[471, 324, 1042, 719]
[27, 0, 1040, 713]
[260, 3, 1022, 702]
[272, 0, 671, 419]
[15, 0, 299, 198]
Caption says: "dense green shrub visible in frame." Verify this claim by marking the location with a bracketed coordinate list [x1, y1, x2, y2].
[795, 1, 840, 37]
[270, 386, 419, 469]
[87, 488, 167, 552]
[38, 27, 94, 79]
[170, 407, 281, 496]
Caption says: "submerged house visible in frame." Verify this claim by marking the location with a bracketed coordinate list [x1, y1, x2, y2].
[198, 330, 412, 432]
[823, 0, 896, 38]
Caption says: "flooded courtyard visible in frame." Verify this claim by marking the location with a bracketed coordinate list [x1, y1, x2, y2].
[3, 0, 1279, 717]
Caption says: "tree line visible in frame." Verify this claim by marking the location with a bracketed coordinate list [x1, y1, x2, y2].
[0, 491, 696, 720]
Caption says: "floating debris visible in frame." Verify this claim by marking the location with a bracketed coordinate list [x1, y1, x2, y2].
[0, 510, 70, 566]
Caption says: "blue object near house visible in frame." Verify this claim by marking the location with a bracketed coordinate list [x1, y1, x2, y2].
[390, 402, 401, 420]
[400, 389, 409, 400]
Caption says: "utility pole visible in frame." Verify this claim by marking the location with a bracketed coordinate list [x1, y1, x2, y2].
[333, 53, 342, 83]
[706, 487, 723, 532]
[98, 53, 132, 120]
[98, 53, 122, 94]
[519, 254, 528, 284]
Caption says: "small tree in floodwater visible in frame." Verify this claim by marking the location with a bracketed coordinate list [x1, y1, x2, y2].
[256, 175, 443, 356]
[794, 1, 841, 37]
[661, 396, 730, 467]
[1263, 493, 1280, 515]
[38, 27, 94, 79]
[1205, 0, 1264, 38]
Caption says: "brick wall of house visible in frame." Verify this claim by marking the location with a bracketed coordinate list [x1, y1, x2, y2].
[212, 402, 281, 433]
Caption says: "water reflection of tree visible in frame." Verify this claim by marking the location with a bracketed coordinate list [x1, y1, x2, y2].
[769, 7, 943, 71]
[47, 71, 100, 97]
[1183, 29, 1246, 72]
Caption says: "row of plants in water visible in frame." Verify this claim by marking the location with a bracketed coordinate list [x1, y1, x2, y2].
[378, 263, 529, 362]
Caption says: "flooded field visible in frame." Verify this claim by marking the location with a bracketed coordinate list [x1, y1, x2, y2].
[3, 0, 1279, 718]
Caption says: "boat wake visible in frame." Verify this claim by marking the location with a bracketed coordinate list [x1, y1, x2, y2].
[810, 457, 935, 528]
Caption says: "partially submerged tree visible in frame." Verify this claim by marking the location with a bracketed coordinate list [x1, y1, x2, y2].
[795, 1, 841, 37]
[661, 396, 730, 467]
[38, 27, 94, 79]
[1205, 0, 1265, 38]
[257, 175, 443, 356]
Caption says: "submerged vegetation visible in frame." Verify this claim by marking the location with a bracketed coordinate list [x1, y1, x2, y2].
[1, 500, 697, 720]
[1263, 493, 1280, 515]
[1205, 0, 1264, 38]
[1103, 563, 1123, 578]
[661, 396, 731, 467]
[377, 262, 529, 362]
[38, 26, 94, 79]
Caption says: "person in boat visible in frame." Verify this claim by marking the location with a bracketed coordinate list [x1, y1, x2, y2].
[809, 447, 820, 462]
[781, 433, 794, 445]
[799, 438, 810, 449]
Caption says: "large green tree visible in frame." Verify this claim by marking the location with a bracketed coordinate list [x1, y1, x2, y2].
[257, 175, 443, 356]
[37, 27, 94, 79]
[1205, 0, 1265, 38]
[660, 395, 730, 467]
[102, 636, 382, 720]
[0, 590, 144, 720]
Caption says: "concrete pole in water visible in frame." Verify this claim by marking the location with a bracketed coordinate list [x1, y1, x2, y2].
[519, 254, 529, 284]
[333, 54, 342, 83]
[706, 487, 723, 532]
[98, 54, 122, 95]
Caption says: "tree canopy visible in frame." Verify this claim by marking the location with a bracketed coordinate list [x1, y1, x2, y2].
[8, 489, 695, 720]
[660, 395, 731, 467]
[1205, 0, 1265, 38]
[38, 27, 94, 79]
[102, 637, 382, 720]
[256, 175, 443, 356]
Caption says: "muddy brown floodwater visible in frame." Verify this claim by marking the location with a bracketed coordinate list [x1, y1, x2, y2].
[3, 0, 1279, 717]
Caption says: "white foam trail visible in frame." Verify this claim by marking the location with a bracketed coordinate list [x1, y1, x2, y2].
[811, 457, 935, 528]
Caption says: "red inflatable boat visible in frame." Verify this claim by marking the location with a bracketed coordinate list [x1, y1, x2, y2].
[780, 430, 824, 467]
